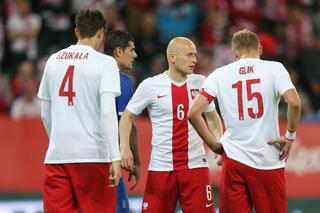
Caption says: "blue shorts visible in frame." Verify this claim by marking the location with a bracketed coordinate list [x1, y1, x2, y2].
[116, 177, 130, 213]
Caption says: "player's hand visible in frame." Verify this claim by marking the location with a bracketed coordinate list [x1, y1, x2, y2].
[214, 154, 222, 166]
[121, 147, 134, 172]
[109, 161, 121, 187]
[268, 137, 293, 162]
[128, 164, 141, 190]
[210, 141, 223, 155]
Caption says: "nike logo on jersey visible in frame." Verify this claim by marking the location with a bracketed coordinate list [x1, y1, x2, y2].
[206, 203, 213, 208]
[157, 95, 167, 99]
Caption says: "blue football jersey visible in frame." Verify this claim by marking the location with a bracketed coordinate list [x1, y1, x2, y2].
[116, 71, 134, 213]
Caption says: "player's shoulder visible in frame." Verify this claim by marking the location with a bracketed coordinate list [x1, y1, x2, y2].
[188, 73, 206, 84]
[145, 72, 165, 84]
[120, 71, 133, 83]
[189, 73, 206, 81]
[259, 59, 284, 67]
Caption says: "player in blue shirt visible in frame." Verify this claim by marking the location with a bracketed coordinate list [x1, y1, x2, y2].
[105, 30, 140, 213]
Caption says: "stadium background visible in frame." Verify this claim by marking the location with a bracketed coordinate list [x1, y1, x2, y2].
[0, 0, 320, 212]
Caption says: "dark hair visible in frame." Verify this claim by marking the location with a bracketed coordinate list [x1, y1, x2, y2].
[75, 8, 106, 38]
[104, 30, 134, 56]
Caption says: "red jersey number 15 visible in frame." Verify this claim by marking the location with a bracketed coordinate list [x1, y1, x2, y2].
[59, 65, 76, 106]
[232, 78, 264, 120]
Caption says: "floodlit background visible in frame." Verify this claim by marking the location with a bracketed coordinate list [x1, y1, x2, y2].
[0, 0, 320, 212]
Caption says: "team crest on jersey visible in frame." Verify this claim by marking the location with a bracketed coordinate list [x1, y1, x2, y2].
[190, 89, 199, 99]
[143, 202, 149, 210]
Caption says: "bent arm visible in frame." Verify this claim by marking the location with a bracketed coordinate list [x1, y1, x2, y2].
[188, 95, 222, 154]
[283, 88, 301, 132]
[101, 92, 120, 161]
[204, 109, 223, 141]
[40, 100, 52, 137]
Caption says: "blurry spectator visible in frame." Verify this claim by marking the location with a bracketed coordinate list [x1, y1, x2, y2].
[258, 32, 278, 59]
[0, 73, 12, 114]
[0, 8, 4, 70]
[156, 0, 198, 48]
[135, 12, 160, 78]
[10, 80, 40, 119]
[296, 34, 320, 115]
[288, 67, 315, 120]
[194, 48, 214, 76]
[212, 41, 234, 69]
[37, 0, 72, 57]
[201, 5, 229, 48]
[6, 0, 41, 72]
[229, 0, 261, 31]
[126, 0, 155, 36]
[149, 53, 166, 77]
[286, 5, 314, 60]
[263, 0, 288, 23]
[103, 2, 126, 31]
[10, 60, 38, 99]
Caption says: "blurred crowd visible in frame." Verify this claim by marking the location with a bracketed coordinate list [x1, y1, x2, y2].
[0, 0, 319, 121]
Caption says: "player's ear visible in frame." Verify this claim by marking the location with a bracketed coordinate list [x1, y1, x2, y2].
[259, 45, 263, 57]
[96, 28, 104, 40]
[233, 50, 240, 60]
[168, 52, 175, 63]
[114, 47, 123, 58]
[75, 28, 80, 39]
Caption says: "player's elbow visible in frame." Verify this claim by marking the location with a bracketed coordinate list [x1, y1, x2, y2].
[187, 109, 198, 124]
[288, 95, 301, 111]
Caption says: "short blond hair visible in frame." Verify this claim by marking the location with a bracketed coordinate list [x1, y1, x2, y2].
[231, 29, 260, 53]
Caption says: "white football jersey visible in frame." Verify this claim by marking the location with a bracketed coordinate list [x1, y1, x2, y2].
[127, 72, 215, 171]
[38, 44, 120, 164]
[202, 58, 295, 169]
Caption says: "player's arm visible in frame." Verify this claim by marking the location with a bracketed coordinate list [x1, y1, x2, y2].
[204, 110, 223, 142]
[268, 88, 301, 162]
[188, 95, 222, 154]
[40, 100, 52, 137]
[100, 92, 121, 186]
[128, 121, 140, 189]
[204, 109, 223, 165]
[119, 109, 137, 172]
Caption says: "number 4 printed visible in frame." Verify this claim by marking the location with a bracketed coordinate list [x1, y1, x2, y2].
[59, 65, 76, 106]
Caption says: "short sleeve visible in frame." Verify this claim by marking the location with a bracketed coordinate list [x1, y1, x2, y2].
[126, 79, 152, 115]
[100, 58, 121, 97]
[274, 63, 295, 96]
[202, 70, 218, 98]
[38, 61, 51, 101]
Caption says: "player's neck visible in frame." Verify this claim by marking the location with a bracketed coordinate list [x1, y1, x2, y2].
[237, 49, 261, 59]
[239, 54, 260, 59]
[167, 68, 188, 83]
[77, 38, 99, 50]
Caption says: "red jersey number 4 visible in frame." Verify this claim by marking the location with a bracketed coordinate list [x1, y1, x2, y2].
[59, 65, 76, 106]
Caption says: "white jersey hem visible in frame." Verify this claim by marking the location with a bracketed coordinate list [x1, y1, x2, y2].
[44, 159, 112, 164]
[225, 153, 286, 170]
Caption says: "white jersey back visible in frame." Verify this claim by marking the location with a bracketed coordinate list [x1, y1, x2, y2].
[38, 45, 120, 163]
[127, 72, 215, 171]
[202, 58, 294, 169]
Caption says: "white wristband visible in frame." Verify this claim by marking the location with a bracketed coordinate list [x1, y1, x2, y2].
[285, 130, 296, 142]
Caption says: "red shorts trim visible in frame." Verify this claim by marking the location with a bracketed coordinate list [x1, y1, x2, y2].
[43, 163, 116, 213]
[142, 168, 215, 213]
[220, 154, 286, 213]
